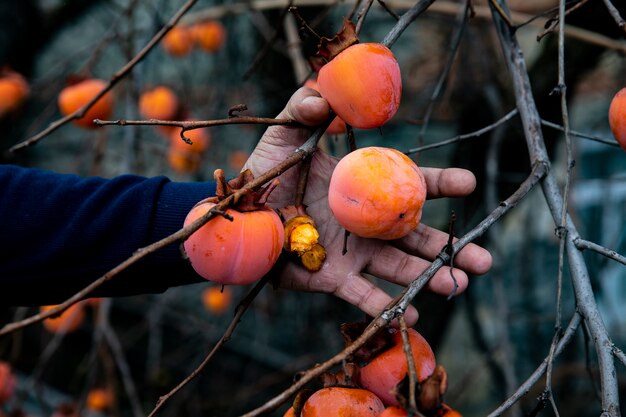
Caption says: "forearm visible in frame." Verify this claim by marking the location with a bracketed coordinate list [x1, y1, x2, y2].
[0, 165, 215, 305]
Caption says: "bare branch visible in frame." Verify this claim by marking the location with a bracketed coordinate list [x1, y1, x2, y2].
[601, 0, 626, 34]
[574, 238, 626, 266]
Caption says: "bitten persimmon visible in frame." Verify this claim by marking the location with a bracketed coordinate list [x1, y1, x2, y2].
[183, 179, 284, 285]
[58, 79, 113, 128]
[301, 387, 384, 417]
[317, 43, 401, 129]
[0, 70, 29, 117]
[201, 286, 233, 314]
[40, 303, 86, 334]
[608, 87, 626, 151]
[191, 20, 226, 52]
[162, 26, 193, 56]
[0, 361, 16, 405]
[328, 147, 426, 240]
[358, 328, 436, 406]
[139, 86, 179, 120]
[303, 79, 347, 134]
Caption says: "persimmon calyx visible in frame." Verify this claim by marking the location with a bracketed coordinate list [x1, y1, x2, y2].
[279, 205, 327, 272]
[194, 168, 280, 212]
[316, 18, 359, 62]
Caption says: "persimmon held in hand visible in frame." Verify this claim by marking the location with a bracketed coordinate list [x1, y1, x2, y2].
[201, 286, 233, 314]
[40, 303, 86, 334]
[303, 79, 347, 134]
[317, 43, 401, 129]
[183, 170, 284, 285]
[139, 86, 179, 120]
[191, 20, 226, 52]
[608, 87, 626, 151]
[0, 70, 29, 117]
[0, 361, 16, 405]
[358, 328, 436, 406]
[162, 26, 193, 56]
[301, 387, 385, 417]
[58, 79, 113, 128]
[328, 147, 426, 240]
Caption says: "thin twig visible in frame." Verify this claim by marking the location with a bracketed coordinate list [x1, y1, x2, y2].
[9, 0, 200, 152]
[601, 0, 626, 34]
[355, 0, 376, 34]
[399, 316, 418, 414]
[382, 0, 437, 48]
[405, 109, 518, 155]
[574, 238, 626, 266]
[541, 119, 621, 147]
[94, 116, 297, 129]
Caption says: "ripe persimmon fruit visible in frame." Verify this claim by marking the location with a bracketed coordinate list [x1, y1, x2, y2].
[201, 286, 233, 314]
[0, 70, 29, 117]
[608, 87, 626, 151]
[169, 126, 211, 154]
[303, 79, 347, 134]
[301, 387, 384, 417]
[86, 388, 113, 411]
[40, 303, 86, 334]
[139, 86, 179, 120]
[162, 26, 193, 56]
[228, 150, 249, 172]
[183, 171, 284, 285]
[328, 147, 426, 240]
[58, 79, 113, 128]
[0, 361, 16, 405]
[167, 148, 202, 174]
[317, 43, 401, 129]
[191, 20, 226, 52]
[379, 406, 408, 417]
[358, 328, 436, 406]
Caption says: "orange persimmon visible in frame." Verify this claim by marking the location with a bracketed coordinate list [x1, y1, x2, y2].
[328, 147, 426, 240]
[228, 150, 249, 172]
[379, 406, 407, 417]
[317, 43, 401, 129]
[139, 86, 179, 120]
[0, 361, 16, 405]
[301, 387, 384, 417]
[40, 303, 86, 334]
[86, 388, 113, 411]
[0, 70, 29, 117]
[169, 126, 211, 154]
[58, 79, 113, 128]
[201, 286, 233, 314]
[358, 328, 436, 406]
[162, 26, 193, 56]
[191, 20, 226, 52]
[608, 87, 626, 151]
[183, 200, 284, 285]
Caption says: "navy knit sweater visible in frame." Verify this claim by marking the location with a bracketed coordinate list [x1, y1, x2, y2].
[0, 165, 216, 305]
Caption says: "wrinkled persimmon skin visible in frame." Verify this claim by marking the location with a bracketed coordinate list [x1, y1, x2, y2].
[318, 43, 401, 129]
[328, 147, 426, 240]
[58, 79, 113, 128]
[608, 87, 626, 151]
[301, 387, 385, 417]
[183, 202, 284, 285]
[359, 328, 436, 406]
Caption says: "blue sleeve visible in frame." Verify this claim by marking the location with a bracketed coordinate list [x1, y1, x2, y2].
[0, 164, 216, 306]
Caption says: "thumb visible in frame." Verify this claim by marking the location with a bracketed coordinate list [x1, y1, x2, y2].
[278, 86, 331, 126]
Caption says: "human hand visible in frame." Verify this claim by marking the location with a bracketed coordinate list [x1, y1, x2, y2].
[244, 88, 492, 325]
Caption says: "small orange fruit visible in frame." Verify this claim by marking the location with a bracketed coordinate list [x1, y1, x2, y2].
[328, 147, 426, 240]
[191, 20, 226, 53]
[608, 87, 626, 151]
[167, 148, 202, 174]
[86, 388, 113, 411]
[317, 43, 401, 129]
[162, 26, 193, 56]
[301, 387, 384, 417]
[0, 70, 29, 117]
[0, 361, 16, 405]
[139, 86, 179, 120]
[228, 150, 249, 172]
[58, 79, 113, 128]
[169, 126, 211, 154]
[40, 303, 86, 334]
[201, 286, 233, 314]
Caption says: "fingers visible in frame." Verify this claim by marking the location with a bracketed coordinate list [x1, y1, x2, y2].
[333, 272, 419, 326]
[365, 245, 469, 297]
[421, 167, 476, 199]
[278, 87, 331, 127]
[396, 223, 493, 276]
